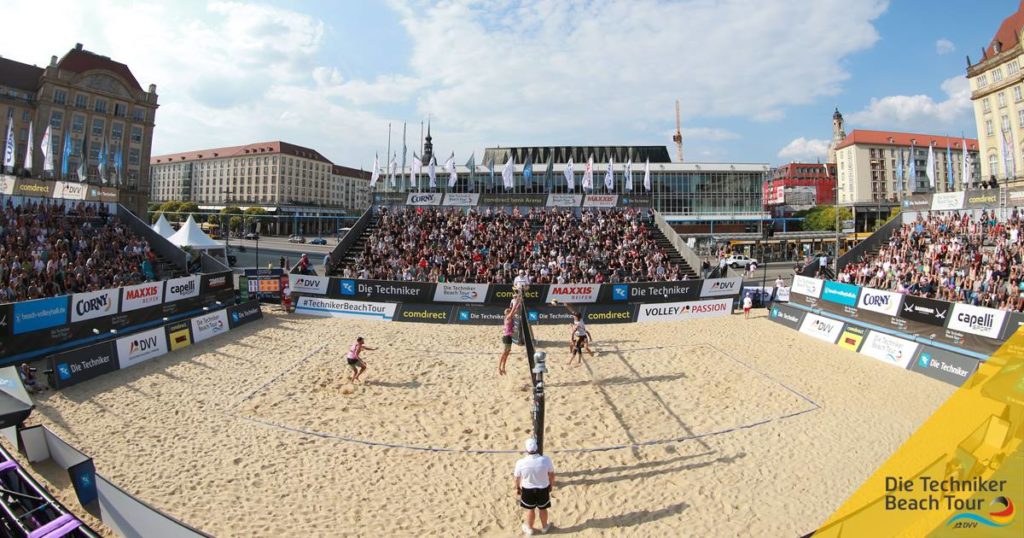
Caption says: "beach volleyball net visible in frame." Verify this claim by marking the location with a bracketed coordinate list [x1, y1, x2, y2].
[514, 289, 546, 454]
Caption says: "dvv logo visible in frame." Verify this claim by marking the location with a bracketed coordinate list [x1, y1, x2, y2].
[918, 352, 931, 368]
[340, 280, 356, 296]
[612, 285, 629, 301]
[57, 363, 72, 381]
[129, 336, 159, 354]
[946, 496, 1015, 528]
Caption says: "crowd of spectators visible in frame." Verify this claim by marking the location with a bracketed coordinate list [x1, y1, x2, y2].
[834, 209, 1024, 312]
[0, 200, 159, 303]
[332, 206, 689, 284]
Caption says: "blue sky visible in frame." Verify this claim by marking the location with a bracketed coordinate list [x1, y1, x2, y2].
[3, 0, 1018, 169]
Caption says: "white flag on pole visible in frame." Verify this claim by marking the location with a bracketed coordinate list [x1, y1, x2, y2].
[643, 158, 651, 191]
[369, 153, 380, 188]
[926, 143, 936, 189]
[582, 155, 594, 190]
[2, 117, 14, 171]
[501, 155, 514, 189]
[23, 122, 33, 171]
[445, 152, 457, 188]
[412, 152, 422, 191]
[41, 125, 54, 174]
[428, 155, 437, 189]
[564, 157, 575, 190]
[960, 138, 970, 190]
[624, 158, 633, 191]
[604, 157, 614, 191]
[389, 153, 398, 188]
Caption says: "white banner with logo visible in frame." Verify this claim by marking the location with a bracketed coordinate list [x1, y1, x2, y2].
[546, 284, 601, 303]
[54, 181, 87, 200]
[0, 175, 14, 196]
[164, 275, 200, 302]
[295, 296, 397, 320]
[798, 312, 843, 344]
[859, 331, 918, 369]
[115, 327, 168, 369]
[70, 289, 119, 322]
[190, 310, 230, 343]
[405, 192, 443, 206]
[791, 275, 823, 298]
[433, 282, 488, 303]
[545, 194, 583, 207]
[946, 303, 1007, 338]
[288, 273, 330, 295]
[637, 298, 732, 322]
[442, 193, 481, 206]
[930, 191, 965, 211]
[699, 277, 743, 297]
[856, 287, 902, 316]
[775, 287, 790, 302]
[120, 282, 165, 312]
[582, 194, 618, 208]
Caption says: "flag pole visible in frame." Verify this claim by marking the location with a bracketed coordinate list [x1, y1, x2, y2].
[401, 122, 407, 193]
[385, 122, 392, 193]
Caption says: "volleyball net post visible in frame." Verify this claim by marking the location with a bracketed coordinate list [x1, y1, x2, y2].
[515, 288, 546, 454]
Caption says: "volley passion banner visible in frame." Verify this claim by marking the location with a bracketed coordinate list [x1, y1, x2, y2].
[636, 299, 732, 322]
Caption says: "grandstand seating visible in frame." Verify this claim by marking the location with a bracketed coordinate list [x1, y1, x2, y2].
[329, 206, 698, 283]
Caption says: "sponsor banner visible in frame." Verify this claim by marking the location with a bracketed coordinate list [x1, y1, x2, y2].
[164, 275, 200, 302]
[54, 181, 87, 200]
[930, 191, 965, 211]
[741, 286, 774, 307]
[637, 298, 732, 322]
[1007, 188, 1024, 206]
[946, 303, 1007, 339]
[288, 273, 330, 295]
[190, 310, 230, 343]
[432, 282, 489, 303]
[0, 303, 10, 338]
[244, 268, 282, 301]
[115, 327, 168, 369]
[791, 275, 823, 302]
[856, 287, 902, 317]
[545, 193, 583, 207]
[48, 341, 118, 389]
[617, 195, 652, 207]
[606, 281, 700, 303]
[963, 190, 999, 209]
[478, 193, 548, 206]
[898, 295, 950, 327]
[336, 278, 434, 302]
[821, 281, 860, 307]
[393, 303, 455, 324]
[374, 192, 408, 205]
[200, 271, 233, 294]
[13, 296, 68, 335]
[798, 312, 844, 344]
[775, 287, 790, 302]
[700, 277, 743, 298]
[86, 186, 119, 203]
[486, 284, 548, 306]
[837, 325, 867, 352]
[295, 296, 396, 321]
[768, 303, 805, 329]
[165, 321, 192, 351]
[583, 304, 638, 324]
[546, 284, 601, 304]
[227, 301, 263, 329]
[0, 175, 15, 196]
[405, 192, 444, 206]
[120, 281, 164, 312]
[901, 194, 931, 212]
[525, 305, 576, 325]
[1000, 312, 1024, 341]
[582, 194, 619, 208]
[12, 178, 54, 198]
[442, 193, 481, 206]
[908, 346, 979, 387]
[858, 330, 918, 369]
[70, 289, 119, 323]
[452, 305, 507, 325]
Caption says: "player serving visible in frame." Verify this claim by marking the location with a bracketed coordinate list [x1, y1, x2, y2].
[345, 336, 377, 383]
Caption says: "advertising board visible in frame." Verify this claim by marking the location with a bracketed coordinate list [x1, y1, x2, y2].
[288, 273, 330, 295]
[899, 295, 951, 327]
[393, 303, 455, 323]
[479, 193, 548, 206]
[0, 175, 14, 196]
[908, 346, 979, 387]
[798, 312, 844, 344]
[336, 279, 434, 302]
[200, 271, 233, 295]
[115, 327, 168, 369]
[165, 321, 193, 351]
[699, 277, 743, 298]
[486, 284, 547, 305]
[244, 268, 283, 301]
[820, 281, 860, 307]
[636, 299, 732, 322]
[452, 306, 508, 325]
[190, 310, 230, 343]
[432, 282, 489, 303]
[858, 331, 919, 369]
[945, 303, 1007, 339]
[69, 289, 119, 323]
[856, 288, 903, 317]
[525, 306, 576, 325]
[295, 296, 396, 320]
[442, 193, 481, 206]
[768, 303, 805, 329]
[227, 301, 263, 329]
[164, 275, 200, 302]
[791, 276, 823, 302]
[48, 341, 118, 389]
[546, 284, 601, 304]
[582, 304, 639, 324]
[930, 191, 965, 211]
[120, 282, 164, 312]
[837, 325, 867, 352]
[582, 194, 618, 208]
[405, 192, 444, 206]
[12, 296, 68, 335]
[607, 281, 700, 303]
[545, 194, 583, 207]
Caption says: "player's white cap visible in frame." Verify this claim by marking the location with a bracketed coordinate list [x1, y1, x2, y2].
[524, 438, 538, 453]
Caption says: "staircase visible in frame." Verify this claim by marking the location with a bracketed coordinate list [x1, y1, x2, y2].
[338, 215, 381, 267]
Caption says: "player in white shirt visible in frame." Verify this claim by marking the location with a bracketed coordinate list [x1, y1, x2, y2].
[514, 438, 555, 535]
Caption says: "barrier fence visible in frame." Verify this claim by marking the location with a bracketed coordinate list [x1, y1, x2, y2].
[373, 191, 654, 208]
[0, 271, 235, 364]
[0, 174, 120, 204]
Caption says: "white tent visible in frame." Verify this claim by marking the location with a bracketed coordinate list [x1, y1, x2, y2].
[152, 214, 175, 238]
[167, 216, 228, 266]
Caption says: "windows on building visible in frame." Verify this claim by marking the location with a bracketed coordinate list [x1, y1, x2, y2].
[130, 125, 142, 143]
[49, 110, 63, 130]
[72, 115, 85, 133]
[92, 118, 105, 137]
[989, 153, 999, 177]
[983, 98, 992, 113]
[998, 92, 1007, 108]
[977, 75, 988, 88]
[53, 88, 67, 105]
[94, 99, 107, 114]
[132, 108, 145, 122]
[74, 94, 88, 109]
[112, 122, 123, 140]
[128, 148, 140, 166]
[993, 68, 1004, 82]
[1002, 114, 1010, 131]
[1010, 60, 1021, 75]
[113, 103, 128, 117]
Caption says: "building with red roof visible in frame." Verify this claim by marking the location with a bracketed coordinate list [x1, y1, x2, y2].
[763, 162, 836, 214]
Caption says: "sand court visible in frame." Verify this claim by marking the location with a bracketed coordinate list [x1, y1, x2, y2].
[21, 309, 954, 536]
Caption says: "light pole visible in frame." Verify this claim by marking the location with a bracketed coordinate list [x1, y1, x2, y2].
[221, 188, 233, 263]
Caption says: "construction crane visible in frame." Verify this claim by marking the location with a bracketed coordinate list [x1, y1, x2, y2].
[672, 99, 683, 162]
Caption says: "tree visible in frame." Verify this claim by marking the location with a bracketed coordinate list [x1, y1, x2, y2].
[158, 201, 183, 222]
[221, 206, 242, 217]
[151, 211, 164, 224]
[229, 216, 243, 232]
[177, 201, 200, 222]
[801, 205, 853, 232]
[243, 207, 269, 234]
[207, 214, 220, 226]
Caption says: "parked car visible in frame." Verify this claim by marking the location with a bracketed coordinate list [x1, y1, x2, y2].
[725, 254, 758, 268]
[337, 227, 352, 236]
[288, 234, 306, 243]
[244, 232, 260, 240]
[309, 237, 327, 245]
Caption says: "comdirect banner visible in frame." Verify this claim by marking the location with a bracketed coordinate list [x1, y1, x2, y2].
[837, 325, 867, 352]
[48, 340, 118, 389]
[115, 327, 168, 369]
[582, 304, 639, 324]
[165, 321, 193, 351]
[295, 296, 396, 321]
[393, 303, 455, 323]
[486, 284, 547, 306]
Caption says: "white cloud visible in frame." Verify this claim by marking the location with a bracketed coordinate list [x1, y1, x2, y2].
[778, 138, 831, 161]
[681, 127, 741, 141]
[0, 0, 889, 168]
[936, 38, 956, 55]
[847, 76, 973, 133]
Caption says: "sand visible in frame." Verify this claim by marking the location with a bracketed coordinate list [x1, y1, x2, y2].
[19, 308, 954, 536]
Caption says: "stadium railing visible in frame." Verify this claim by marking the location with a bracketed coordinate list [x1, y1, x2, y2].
[116, 203, 187, 271]
[652, 210, 703, 277]
[834, 213, 902, 274]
